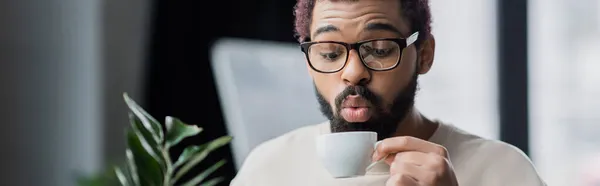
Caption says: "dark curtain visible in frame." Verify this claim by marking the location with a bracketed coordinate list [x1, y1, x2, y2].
[143, 0, 298, 185]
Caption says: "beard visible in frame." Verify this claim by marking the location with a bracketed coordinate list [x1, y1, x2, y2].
[315, 73, 419, 141]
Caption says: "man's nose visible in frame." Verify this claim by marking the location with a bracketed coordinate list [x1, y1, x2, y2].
[341, 50, 371, 86]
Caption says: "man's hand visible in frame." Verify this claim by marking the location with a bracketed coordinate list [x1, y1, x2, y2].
[373, 136, 459, 186]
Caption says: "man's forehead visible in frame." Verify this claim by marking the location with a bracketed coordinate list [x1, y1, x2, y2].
[310, 0, 410, 38]
[312, 0, 402, 18]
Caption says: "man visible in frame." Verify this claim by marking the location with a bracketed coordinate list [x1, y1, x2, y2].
[230, 0, 546, 185]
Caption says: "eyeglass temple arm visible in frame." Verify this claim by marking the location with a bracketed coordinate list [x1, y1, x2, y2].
[406, 32, 419, 46]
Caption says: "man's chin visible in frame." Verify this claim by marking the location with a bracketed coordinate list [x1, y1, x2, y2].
[330, 118, 379, 133]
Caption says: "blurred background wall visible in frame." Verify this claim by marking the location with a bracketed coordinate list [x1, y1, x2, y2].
[0, 0, 598, 186]
[0, 0, 149, 185]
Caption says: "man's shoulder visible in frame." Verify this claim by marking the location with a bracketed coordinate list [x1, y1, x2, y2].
[442, 123, 533, 164]
[471, 139, 545, 185]
[443, 123, 530, 161]
[441, 123, 546, 185]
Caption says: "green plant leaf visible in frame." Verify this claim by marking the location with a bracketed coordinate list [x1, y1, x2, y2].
[165, 116, 203, 148]
[200, 177, 225, 186]
[128, 113, 168, 172]
[125, 149, 140, 186]
[129, 113, 158, 145]
[126, 129, 163, 186]
[173, 144, 206, 168]
[114, 167, 130, 186]
[172, 136, 233, 182]
[180, 159, 227, 186]
[123, 92, 164, 144]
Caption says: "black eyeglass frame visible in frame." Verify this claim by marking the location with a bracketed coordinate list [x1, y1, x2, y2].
[299, 32, 419, 73]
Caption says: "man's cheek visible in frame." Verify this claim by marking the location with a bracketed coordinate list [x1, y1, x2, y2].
[375, 90, 397, 110]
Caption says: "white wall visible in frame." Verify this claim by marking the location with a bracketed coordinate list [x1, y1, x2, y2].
[529, 0, 600, 185]
[416, 0, 499, 140]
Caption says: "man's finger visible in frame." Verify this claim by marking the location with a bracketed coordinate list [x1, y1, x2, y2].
[373, 136, 448, 161]
[384, 151, 429, 166]
[390, 161, 437, 185]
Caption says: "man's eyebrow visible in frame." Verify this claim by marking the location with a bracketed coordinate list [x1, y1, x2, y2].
[310, 23, 402, 40]
[365, 22, 402, 36]
[312, 25, 339, 39]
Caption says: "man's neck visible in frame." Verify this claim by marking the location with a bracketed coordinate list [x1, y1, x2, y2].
[392, 107, 439, 141]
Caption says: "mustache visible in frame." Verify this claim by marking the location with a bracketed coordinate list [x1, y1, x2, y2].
[334, 86, 381, 112]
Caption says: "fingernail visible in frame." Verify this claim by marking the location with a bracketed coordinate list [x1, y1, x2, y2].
[372, 151, 379, 162]
[374, 141, 382, 149]
[372, 141, 382, 161]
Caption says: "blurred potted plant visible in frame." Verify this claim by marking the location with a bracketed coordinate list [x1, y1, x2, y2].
[77, 93, 232, 186]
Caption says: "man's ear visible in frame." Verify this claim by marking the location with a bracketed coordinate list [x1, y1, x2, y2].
[417, 34, 436, 74]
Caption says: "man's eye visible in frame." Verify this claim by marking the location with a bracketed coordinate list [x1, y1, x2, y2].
[373, 48, 392, 57]
[363, 46, 393, 57]
[319, 52, 341, 60]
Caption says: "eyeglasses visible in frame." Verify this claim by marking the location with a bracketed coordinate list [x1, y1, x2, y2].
[300, 32, 419, 73]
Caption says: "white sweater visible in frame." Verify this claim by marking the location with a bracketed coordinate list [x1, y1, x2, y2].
[230, 121, 547, 186]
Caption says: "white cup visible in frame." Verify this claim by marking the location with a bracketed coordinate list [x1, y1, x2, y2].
[316, 131, 378, 178]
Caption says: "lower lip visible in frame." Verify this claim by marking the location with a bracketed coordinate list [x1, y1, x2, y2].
[340, 107, 371, 122]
